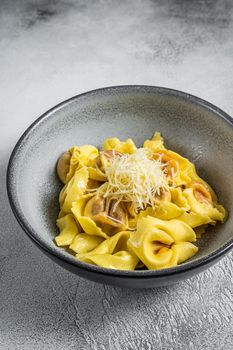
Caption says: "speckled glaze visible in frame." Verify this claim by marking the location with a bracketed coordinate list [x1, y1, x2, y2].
[7, 86, 233, 288]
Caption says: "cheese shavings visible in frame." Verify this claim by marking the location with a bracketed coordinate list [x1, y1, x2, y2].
[97, 148, 168, 212]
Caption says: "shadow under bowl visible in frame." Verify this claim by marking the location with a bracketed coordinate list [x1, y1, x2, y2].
[7, 85, 233, 288]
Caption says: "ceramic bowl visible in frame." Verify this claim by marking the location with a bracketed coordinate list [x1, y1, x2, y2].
[7, 86, 233, 288]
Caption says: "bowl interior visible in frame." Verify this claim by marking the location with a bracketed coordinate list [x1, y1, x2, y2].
[9, 86, 233, 272]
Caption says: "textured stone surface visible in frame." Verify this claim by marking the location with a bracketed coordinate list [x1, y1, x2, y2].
[0, 0, 233, 349]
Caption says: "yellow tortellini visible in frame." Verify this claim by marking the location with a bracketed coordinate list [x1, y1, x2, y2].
[182, 187, 225, 223]
[55, 214, 79, 246]
[143, 132, 165, 151]
[177, 212, 213, 228]
[170, 187, 190, 211]
[152, 149, 196, 187]
[66, 145, 98, 183]
[55, 131, 227, 271]
[76, 216, 108, 239]
[79, 251, 138, 270]
[127, 217, 197, 270]
[77, 231, 139, 270]
[59, 167, 89, 215]
[71, 193, 94, 218]
[103, 137, 137, 154]
[77, 231, 129, 257]
[69, 233, 104, 254]
[87, 166, 107, 181]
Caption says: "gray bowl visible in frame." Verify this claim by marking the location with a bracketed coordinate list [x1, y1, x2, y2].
[7, 86, 233, 288]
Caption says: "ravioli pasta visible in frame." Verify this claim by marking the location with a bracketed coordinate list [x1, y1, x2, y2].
[54, 132, 226, 271]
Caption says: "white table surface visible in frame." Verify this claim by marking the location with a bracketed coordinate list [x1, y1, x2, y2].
[0, 1, 232, 349]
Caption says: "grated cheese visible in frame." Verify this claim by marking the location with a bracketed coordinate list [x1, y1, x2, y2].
[97, 148, 168, 212]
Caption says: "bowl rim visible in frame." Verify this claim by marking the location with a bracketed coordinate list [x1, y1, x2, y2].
[7, 85, 233, 278]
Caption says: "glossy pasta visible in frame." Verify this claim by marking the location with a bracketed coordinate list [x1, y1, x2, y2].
[54, 132, 226, 271]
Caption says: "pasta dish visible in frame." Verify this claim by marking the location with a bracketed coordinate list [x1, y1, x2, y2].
[55, 132, 226, 270]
